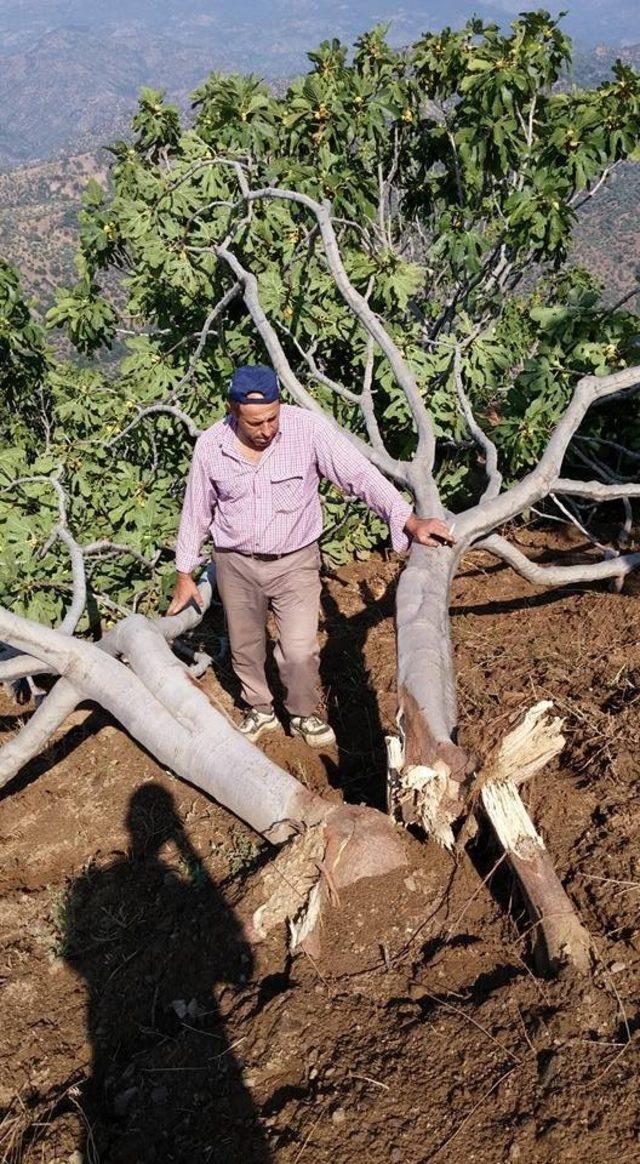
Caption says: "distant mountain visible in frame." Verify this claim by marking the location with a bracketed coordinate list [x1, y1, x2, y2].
[0, 27, 219, 168]
[1, 3, 639, 169]
[0, 35, 637, 315]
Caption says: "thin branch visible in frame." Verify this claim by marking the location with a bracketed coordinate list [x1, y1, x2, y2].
[360, 334, 387, 456]
[606, 282, 640, 314]
[0, 474, 86, 679]
[453, 346, 502, 501]
[547, 493, 610, 553]
[108, 404, 202, 448]
[274, 322, 361, 404]
[159, 154, 251, 198]
[574, 435, 640, 464]
[82, 541, 159, 571]
[168, 282, 241, 399]
[570, 161, 621, 209]
[1, 472, 66, 525]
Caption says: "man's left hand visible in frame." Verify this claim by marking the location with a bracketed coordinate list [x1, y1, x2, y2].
[404, 514, 456, 548]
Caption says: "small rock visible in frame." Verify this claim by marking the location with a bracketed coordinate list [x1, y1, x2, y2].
[403, 876, 417, 892]
[331, 1107, 346, 1126]
[171, 998, 187, 1019]
[610, 961, 626, 974]
[390, 1149, 403, 1163]
[68, 1152, 84, 1164]
[508, 1144, 521, 1161]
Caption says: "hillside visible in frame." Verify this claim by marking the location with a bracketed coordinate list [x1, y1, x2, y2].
[1, 154, 638, 315]
[572, 162, 640, 312]
[2, 542, 639, 1161]
[0, 150, 109, 302]
[0, 41, 638, 310]
[0, 25, 228, 170]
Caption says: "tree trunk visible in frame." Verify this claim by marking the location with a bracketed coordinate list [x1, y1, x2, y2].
[0, 604, 407, 950]
[396, 545, 468, 780]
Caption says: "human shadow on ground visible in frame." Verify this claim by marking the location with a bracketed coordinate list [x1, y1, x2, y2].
[63, 782, 270, 1164]
[318, 572, 394, 810]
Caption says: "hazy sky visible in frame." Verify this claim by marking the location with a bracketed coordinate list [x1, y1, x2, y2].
[0, 0, 637, 49]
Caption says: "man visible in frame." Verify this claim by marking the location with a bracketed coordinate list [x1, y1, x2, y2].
[168, 365, 454, 747]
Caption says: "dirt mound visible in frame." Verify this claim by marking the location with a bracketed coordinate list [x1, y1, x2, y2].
[1, 535, 639, 1162]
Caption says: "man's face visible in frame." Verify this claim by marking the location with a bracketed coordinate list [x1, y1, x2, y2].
[231, 398, 281, 451]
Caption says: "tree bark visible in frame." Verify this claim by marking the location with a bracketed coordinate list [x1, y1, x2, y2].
[396, 544, 468, 781]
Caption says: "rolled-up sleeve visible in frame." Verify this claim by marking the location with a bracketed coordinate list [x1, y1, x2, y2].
[312, 416, 412, 552]
[175, 438, 218, 573]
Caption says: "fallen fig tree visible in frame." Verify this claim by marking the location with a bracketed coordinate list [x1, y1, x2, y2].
[2, 16, 640, 970]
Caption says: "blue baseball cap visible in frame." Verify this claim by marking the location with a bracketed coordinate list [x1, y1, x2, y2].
[229, 364, 280, 404]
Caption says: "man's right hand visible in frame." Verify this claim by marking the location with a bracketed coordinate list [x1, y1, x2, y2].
[167, 572, 205, 616]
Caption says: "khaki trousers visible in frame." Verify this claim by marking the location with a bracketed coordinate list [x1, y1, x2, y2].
[213, 542, 322, 718]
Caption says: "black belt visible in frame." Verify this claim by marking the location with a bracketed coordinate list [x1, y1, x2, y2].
[214, 541, 316, 562]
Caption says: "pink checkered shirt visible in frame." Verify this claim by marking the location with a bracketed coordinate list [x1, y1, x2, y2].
[175, 405, 413, 572]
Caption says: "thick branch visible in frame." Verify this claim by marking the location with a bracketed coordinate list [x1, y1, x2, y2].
[241, 186, 437, 474]
[0, 679, 80, 790]
[216, 244, 412, 488]
[53, 526, 87, 635]
[476, 533, 640, 587]
[457, 365, 640, 541]
[0, 605, 325, 842]
[551, 478, 640, 501]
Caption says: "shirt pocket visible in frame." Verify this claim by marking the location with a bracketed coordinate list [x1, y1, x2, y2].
[215, 471, 252, 504]
[270, 468, 305, 513]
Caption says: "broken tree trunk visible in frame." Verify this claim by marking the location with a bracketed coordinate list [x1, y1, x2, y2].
[391, 541, 592, 975]
[479, 702, 592, 974]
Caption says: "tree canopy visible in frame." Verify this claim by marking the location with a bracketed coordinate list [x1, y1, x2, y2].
[2, 11, 640, 626]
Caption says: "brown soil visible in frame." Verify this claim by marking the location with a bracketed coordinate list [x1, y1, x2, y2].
[1, 530, 639, 1163]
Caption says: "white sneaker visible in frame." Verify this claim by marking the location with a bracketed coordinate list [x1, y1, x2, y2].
[290, 715, 336, 749]
[238, 708, 281, 743]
